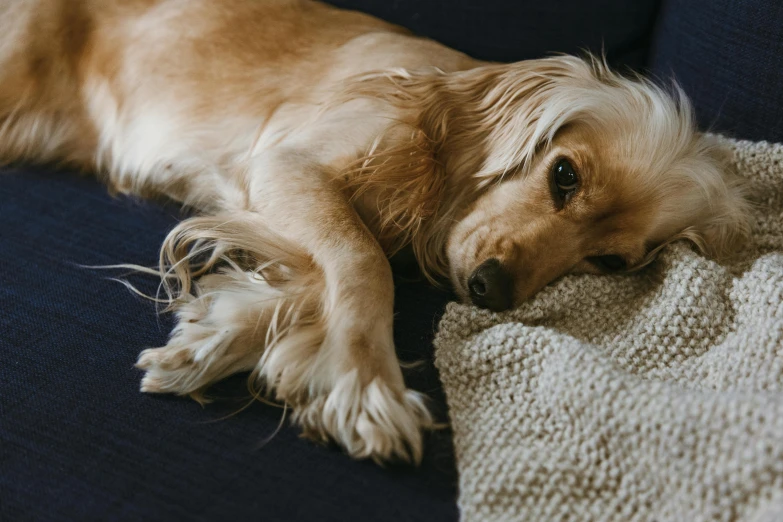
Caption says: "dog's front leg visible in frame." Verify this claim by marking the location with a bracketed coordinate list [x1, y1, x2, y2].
[247, 152, 433, 462]
[139, 150, 432, 463]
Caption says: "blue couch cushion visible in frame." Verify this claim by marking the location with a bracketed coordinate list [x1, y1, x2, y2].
[325, 0, 660, 69]
[0, 167, 457, 521]
[650, 0, 783, 143]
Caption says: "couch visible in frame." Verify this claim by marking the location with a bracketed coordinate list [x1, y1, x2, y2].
[2, 1, 781, 520]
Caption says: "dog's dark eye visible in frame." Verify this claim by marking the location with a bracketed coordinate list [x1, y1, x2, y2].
[589, 255, 627, 272]
[551, 158, 579, 207]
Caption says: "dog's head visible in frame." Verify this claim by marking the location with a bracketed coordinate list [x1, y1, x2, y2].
[349, 56, 750, 310]
[433, 57, 750, 311]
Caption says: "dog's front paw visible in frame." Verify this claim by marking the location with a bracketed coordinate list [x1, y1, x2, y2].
[133, 268, 433, 463]
[258, 322, 434, 464]
[136, 327, 253, 396]
[135, 278, 264, 396]
[295, 371, 432, 463]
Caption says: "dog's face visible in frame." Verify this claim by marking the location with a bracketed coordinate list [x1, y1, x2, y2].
[442, 61, 748, 311]
[446, 124, 666, 310]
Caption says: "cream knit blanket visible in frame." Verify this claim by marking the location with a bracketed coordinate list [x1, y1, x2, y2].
[434, 138, 783, 522]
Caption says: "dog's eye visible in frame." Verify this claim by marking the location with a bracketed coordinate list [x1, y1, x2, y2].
[589, 255, 627, 272]
[551, 158, 579, 207]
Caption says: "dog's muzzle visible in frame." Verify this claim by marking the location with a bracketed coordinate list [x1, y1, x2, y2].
[468, 258, 513, 312]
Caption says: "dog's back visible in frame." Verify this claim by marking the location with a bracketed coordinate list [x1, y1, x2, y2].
[0, 0, 473, 175]
[0, 0, 95, 165]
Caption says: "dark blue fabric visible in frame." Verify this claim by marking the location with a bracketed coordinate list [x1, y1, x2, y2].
[650, 0, 783, 143]
[325, 0, 661, 69]
[0, 167, 457, 522]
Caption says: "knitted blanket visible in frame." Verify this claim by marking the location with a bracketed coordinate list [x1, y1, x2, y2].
[434, 138, 783, 522]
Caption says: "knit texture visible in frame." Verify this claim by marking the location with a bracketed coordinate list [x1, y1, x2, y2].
[434, 137, 783, 522]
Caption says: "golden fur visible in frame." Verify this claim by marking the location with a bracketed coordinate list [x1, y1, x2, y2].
[0, 0, 750, 462]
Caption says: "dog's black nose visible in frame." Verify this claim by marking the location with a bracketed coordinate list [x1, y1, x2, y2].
[468, 258, 513, 312]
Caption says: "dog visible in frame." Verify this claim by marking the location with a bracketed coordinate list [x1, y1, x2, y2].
[0, 0, 749, 463]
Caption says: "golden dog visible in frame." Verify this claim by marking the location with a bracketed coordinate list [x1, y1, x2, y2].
[0, 0, 749, 462]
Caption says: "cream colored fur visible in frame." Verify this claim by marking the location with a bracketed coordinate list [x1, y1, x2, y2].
[0, 0, 749, 462]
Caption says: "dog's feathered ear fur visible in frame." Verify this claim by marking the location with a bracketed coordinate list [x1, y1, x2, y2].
[687, 135, 752, 259]
[336, 57, 601, 278]
[635, 135, 751, 268]
[343, 57, 603, 183]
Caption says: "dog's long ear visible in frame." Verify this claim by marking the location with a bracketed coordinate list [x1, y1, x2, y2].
[334, 70, 450, 264]
[641, 136, 751, 265]
[433, 58, 591, 186]
[341, 56, 596, 188]
[334, 56, 607, 276]
[333, 65, 515, 276]
[688, 136, 752, 259]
